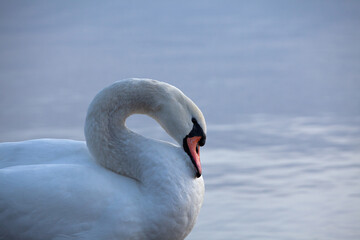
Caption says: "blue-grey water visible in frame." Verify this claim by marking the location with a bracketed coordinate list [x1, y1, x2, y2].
[1, 1, 360, 239]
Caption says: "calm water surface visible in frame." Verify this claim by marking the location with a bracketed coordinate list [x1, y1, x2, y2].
[128, 115, 360, 240]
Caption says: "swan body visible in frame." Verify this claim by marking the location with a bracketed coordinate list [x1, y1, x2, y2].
[0, 79, 207, 240]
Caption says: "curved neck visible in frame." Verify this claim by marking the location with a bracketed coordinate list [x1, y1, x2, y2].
[84, 80, 164, 182]
[84, 80, 205, 238]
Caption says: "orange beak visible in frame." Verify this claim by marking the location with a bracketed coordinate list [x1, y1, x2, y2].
[187, 136, 202, 177]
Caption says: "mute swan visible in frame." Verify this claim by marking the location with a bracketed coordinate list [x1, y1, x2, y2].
[0, 78, 207, 240]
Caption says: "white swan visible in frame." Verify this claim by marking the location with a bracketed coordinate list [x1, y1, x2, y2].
[0, 78, 207, 240]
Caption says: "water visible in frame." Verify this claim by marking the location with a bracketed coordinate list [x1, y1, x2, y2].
[191, 115, 360, 239]
[1, 1, 360, 239]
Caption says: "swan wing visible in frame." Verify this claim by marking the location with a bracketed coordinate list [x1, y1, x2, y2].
[0, 140, 143, 239]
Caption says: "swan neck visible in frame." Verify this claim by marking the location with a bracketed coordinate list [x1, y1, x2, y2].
[84, 80, 161, 181]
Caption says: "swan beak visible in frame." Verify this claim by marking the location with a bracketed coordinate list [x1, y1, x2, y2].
[187, 136, 202, 178]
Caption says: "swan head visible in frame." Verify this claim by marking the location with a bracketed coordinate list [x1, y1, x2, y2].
[152, 81, 207, 178]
